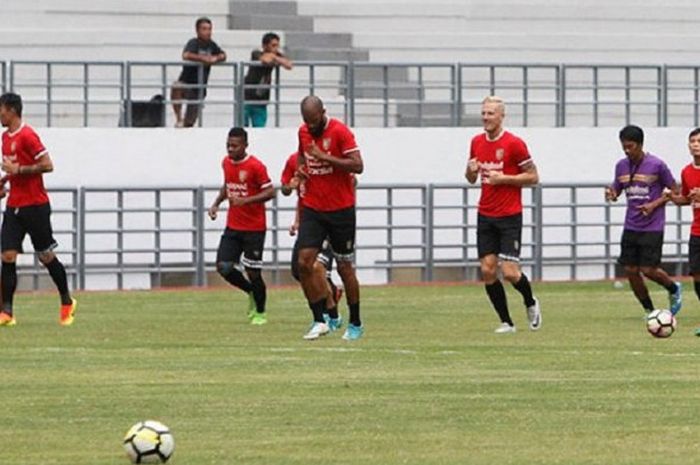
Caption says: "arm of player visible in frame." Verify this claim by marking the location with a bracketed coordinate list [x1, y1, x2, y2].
[274, 52, 293, 71]
[488, 161, 539, 186]
[307, 143, 363, 174]
[638, 183, 680, 216]
[208, 184, 227, 220]
[281, 175, 302, 196]
[465, 158, 479, 184]
[289, 199, 301, 236]
[230, 186, 275, 207]
[2, 152, 54, 175]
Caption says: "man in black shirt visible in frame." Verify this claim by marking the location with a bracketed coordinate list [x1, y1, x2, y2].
[171, 17, 226, 127]
[243, 32, 293, 127]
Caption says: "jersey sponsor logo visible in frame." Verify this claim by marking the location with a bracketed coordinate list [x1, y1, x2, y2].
[306, 157, 334, 176]
[625, 184, 650, 200]
[496, 148, 504, 161]
[226, 182, 248, 198]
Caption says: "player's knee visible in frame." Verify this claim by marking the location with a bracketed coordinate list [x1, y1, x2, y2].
[1, 251, 17, 263]
[639, 266, 655, 278]
[38, 251, 55, 265]
[480, 264, 497, 282]
[297, 251, 317, 276]
[216, 261, 235, 277]
[501, 266, 520, 283]
[624, 265, 640, 276]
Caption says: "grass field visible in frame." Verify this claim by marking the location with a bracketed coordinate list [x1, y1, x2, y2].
[1, 281, 700, 465]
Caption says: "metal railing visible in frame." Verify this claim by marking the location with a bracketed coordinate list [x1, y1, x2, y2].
[7, 59, 700, 127]
[11, 183, 693, 290]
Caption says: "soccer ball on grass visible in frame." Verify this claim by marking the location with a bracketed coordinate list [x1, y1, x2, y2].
[123, 420, 174, 463]
[646, 309, 676, 338]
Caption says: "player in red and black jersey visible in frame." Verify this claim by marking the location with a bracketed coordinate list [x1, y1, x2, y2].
[670, 127, 700, 335]
[295, 96, 364, 341]
[280, 151, 344, 329]
[208, 127, 274, 325]
[0, 92, 76, 327]
[465, 96, 541, 334]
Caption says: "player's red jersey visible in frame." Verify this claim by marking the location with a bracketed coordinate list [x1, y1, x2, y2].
[280, 151, 306, 201]
[681, 162, 700, 237]
[1, 124, 50, 208]
[297, 118, 359, 212]
[469, 130, 533, 217]
[222, 154, 272, 232]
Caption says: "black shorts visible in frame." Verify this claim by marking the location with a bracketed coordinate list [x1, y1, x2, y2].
[297, 206, 356, 261]
[477, 213, 522, 261]
[1, 203, 58, 253]
[216, 228, 265, 270]
[688, 235, 700, 274]
[290, 238, 334, 281]
[618, 229, 663, 267]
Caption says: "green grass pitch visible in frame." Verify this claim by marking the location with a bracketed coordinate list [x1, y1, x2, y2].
[1, 281, 699, 465]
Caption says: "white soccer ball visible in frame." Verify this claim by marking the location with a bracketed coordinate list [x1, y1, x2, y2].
[123, 420, 175, 463]
[646, 309, 676, 338]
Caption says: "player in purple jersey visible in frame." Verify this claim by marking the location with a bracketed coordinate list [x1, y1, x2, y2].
[605, 125, 682, 315]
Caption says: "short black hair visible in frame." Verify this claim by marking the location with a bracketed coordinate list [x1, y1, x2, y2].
[228, 127, 247, 143]
[0, 92, 22, 117]
[262, 32, 280, 46]
[619, 125, 644, 145]
[689, 128, 700, 140]
[196, 17, 212, 29]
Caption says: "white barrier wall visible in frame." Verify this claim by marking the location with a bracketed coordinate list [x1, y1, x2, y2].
[36, 127, 696, 188]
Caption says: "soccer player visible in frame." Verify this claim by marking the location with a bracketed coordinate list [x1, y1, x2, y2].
[465, 96, 542, 334]
[208, 127, 274, 325]
[280, 151, 343, 330]
[0, 92, 77, 327]
[669, 128, 700, 329]
[296, 96, 364, 340]
[606, 125, 681, 315]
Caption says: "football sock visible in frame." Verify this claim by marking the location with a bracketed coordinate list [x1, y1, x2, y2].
[485, 280, 513, 325]
[664, 282, 678, 294]
[310, 298, 326, 323]
[512, 273, 536, 307]
[1, 261, 16, 314]
[349, 302, 361, 326]
[326, 305, 339, 319]
[250, 274, 266, 314]
[639, 296, 654, 312]
[45, 258, 72, 305]
[222, 269, 253, 294]
[694, 281, 700, 301]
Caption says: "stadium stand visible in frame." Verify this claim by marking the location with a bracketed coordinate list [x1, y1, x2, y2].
[4, 0, 700, 128]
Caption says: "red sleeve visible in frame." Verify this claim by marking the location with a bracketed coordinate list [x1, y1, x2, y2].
[681, 169, 690, 197]
[281, 155, 296, 185]
[24, 128, 47, 160]
[256, 161, 272, 189]
[512, 137, 532, 170]
[338, 124, 359, 157]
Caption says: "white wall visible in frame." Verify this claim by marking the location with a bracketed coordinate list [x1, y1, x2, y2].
[35, 126, 696, 188]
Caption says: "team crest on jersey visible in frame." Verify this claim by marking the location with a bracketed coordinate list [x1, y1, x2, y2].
[495, 149, 504, 161]
[239, 171, 248, 182]
[322, 138, 331, 151]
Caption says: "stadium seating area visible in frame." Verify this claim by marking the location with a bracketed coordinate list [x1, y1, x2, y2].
[4, 0, 700, 128]
[4, 0, 700, 64]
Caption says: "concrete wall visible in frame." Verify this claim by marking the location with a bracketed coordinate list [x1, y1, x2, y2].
[34, 126, 697, 188]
